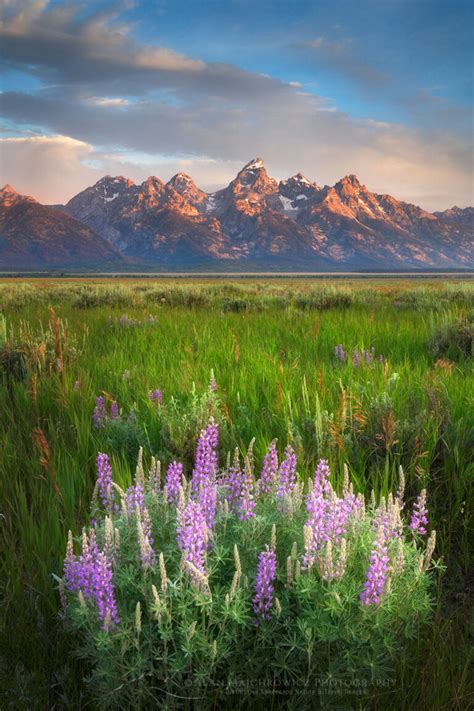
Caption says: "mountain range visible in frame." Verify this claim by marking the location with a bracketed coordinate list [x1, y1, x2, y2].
[1, 158, 472, 270]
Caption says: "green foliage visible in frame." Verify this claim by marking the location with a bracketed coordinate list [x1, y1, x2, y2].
[62, 457, 434, 709]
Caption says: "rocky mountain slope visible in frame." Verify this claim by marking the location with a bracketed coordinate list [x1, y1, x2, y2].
[0, 185, 123, 269]
[62, 158, 473, 269]
[1, 158, 472, 269]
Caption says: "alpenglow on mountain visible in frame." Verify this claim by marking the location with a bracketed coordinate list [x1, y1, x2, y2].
[1, 158, 472, 270]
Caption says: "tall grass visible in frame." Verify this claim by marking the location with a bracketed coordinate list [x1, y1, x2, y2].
[0, 278, 472, 708]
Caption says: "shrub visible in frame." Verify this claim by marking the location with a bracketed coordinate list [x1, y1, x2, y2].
[0, 341, 28, 381]
[220, 297, 262, 313]
[430, 317, 473, 360]
[59, 421, 435, 708]
[295, 290, 353, 310]
[0, 309, 77, 380]
[72, 286, 136, 309]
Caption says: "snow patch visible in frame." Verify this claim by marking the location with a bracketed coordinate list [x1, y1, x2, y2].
[244, 159, 264, 170]
[295, 175, 311, 185]
[296, 194, 307, 201]
[357, 198, 375, 216]
[206, 196, 216, 212]
[104, 192, 119, 202]
[279, 195, 298, 211]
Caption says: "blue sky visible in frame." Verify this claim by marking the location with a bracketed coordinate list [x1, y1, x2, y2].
[0, 0, 472, 208]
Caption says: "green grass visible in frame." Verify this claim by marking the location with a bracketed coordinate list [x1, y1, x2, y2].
[0, 278, 472, 709]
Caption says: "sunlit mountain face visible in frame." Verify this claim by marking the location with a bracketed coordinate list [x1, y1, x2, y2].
[1, 159, 472, 270]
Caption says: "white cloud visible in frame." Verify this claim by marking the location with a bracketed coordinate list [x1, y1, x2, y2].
[0, 134, 98, 203]
[86, 97, 130, 108]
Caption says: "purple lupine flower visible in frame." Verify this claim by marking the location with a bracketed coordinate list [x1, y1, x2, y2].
[360, 524, 390, 605]
[126, 481, 145, 513]
[148, 388, 163, 405]
[303, 473, 328, 569]
[302, 459, 358, 570]
[257, 440, 279, 496]
[253, 546, 277, 622]
[334, 345, 346, 363]
[409, 490, 428, 535]
[363, 349, 372, 365]
[325, 489, 355, 542]
[91, 550, 120, 629]
[192, 419, 219, 493]
[96, 452, 115, 513]
[191, 419, 219, 529]
[323, 466, 360, 542]
[314, 459, 331, 495]
[166, 461, 183, 505]
[177, 500, 208, 580]
[224, 451, 244, 511]
[276, 445, 297, 499]
[75, 530, 99, 601]
[110, 401, 120, 420]
[92, 396, 108, 428]
[352, 350, 361, 367]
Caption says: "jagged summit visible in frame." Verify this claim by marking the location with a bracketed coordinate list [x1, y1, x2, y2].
[336, 174, 363, 190]
[167, 172, 202, 195]
[1, 183, 18, 194]
[94, 175, 135, 188]
[139, 176, 165, 194]
[242, 157, 265, 171]
[0, 183, 35, 206]
[230, 157, 278, 201]
[169, 171, 193, 180]
[285, 173, 313, 185]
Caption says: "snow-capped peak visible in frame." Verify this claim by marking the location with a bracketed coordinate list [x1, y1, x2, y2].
[291, 172, 312, 185]
[242, 157, 265, 171]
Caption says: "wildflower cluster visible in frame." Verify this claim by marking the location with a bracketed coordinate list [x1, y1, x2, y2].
[63, 527, 120, 630]
[92, 395, 120, 428]
[61, 408, 435, 707]
[147, 388, 163, 405]
[334, 344, 384, 365]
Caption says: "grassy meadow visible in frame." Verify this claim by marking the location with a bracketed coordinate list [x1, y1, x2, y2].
[0, 277, 472, 709]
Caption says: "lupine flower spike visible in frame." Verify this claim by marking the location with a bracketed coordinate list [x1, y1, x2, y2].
[409, 489, 429, 535]
[253, 546, 277, 623]
[360, 524, 390, 605]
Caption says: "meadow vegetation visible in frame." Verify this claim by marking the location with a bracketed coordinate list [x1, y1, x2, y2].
[0, 278, 472, 709]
